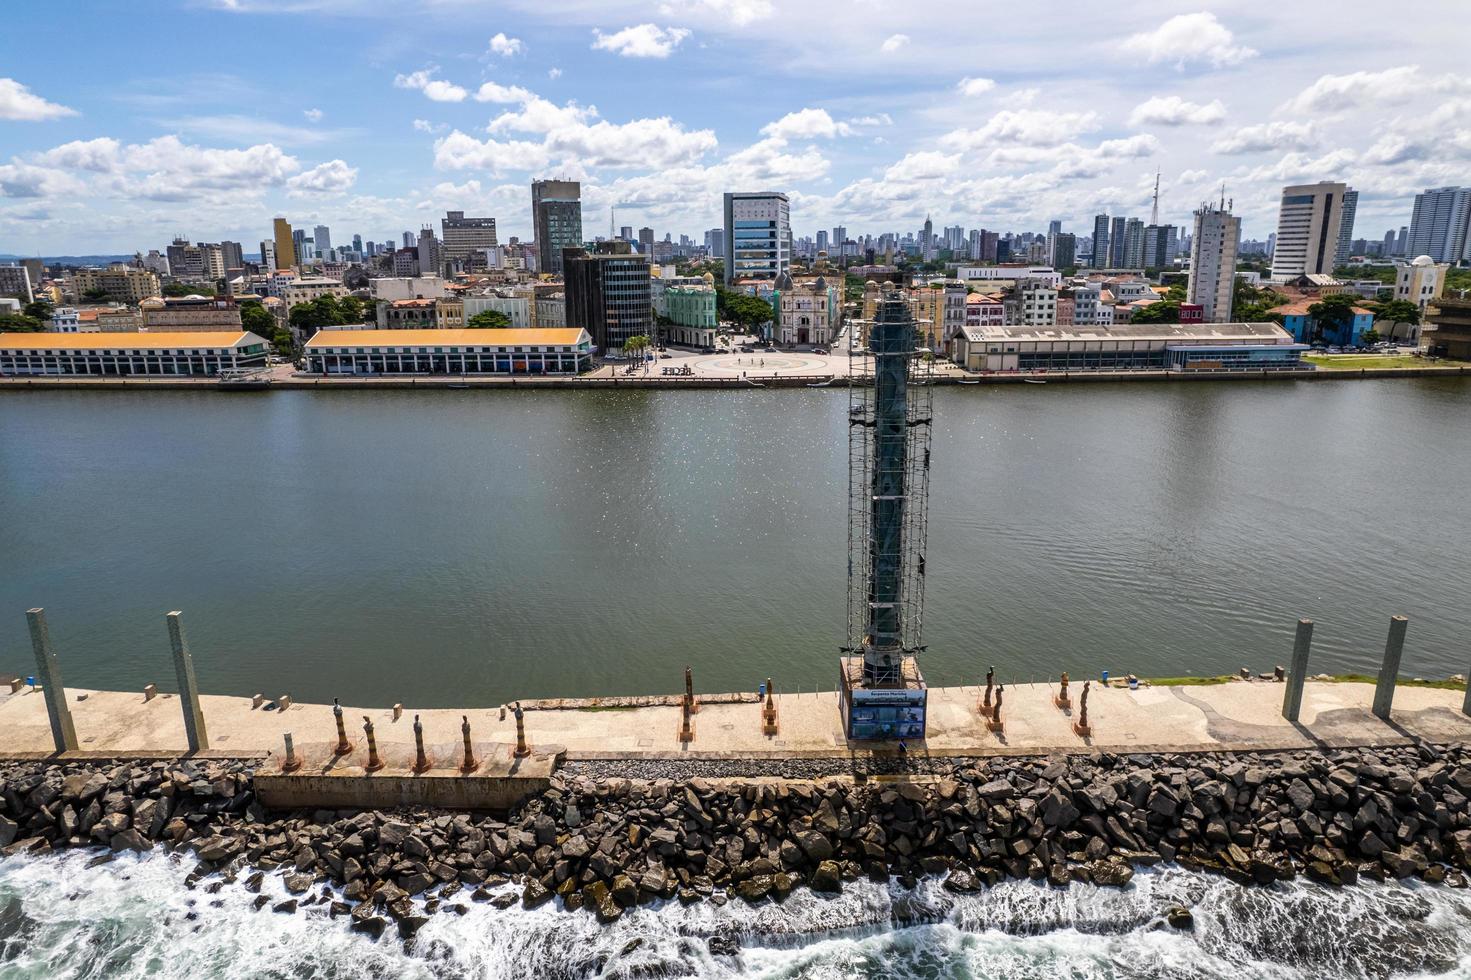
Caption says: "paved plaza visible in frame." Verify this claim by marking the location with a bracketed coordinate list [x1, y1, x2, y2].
[2, 679, 1468, 762]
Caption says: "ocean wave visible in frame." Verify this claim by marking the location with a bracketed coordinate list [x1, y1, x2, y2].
[1, 851, 1469, 979]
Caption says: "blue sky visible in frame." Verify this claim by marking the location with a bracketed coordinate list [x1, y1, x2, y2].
[1, 0, 1468, 255]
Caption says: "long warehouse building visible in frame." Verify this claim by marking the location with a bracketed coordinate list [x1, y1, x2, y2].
[302, 328, 593, 375]
[0, 331, 269, 376]
[947, 321, 1307, 373]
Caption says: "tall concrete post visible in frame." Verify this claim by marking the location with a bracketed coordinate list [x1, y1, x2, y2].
[166, 611, 209, 752]
[26, 608, 79, 753]
[1372, 615, 1409, 721]
[1463, 673, 1471, 718]
[1282, 618, 1314, 723]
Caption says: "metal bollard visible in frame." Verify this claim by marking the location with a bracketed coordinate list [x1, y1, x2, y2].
[363, 716, 384, 772]
[277, 694, 291, 711]
[143, 683, 157, 702]
[393, 703, 403, 721]
[252, 693, 264, 709]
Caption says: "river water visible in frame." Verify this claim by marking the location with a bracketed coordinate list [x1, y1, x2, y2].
[1, 380, 1469, 704]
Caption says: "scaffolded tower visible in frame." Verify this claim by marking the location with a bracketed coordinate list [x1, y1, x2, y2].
[840, 285, 932, 741]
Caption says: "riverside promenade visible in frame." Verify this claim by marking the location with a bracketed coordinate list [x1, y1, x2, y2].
[3, 678, 1469, 763]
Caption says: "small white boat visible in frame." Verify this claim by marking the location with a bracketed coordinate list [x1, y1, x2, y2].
[1023, 378, 1047, 384]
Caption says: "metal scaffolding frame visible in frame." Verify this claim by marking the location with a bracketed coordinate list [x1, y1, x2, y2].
[846, 290, 934, 687]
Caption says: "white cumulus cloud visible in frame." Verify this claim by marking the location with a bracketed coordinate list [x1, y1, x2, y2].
[1128, 95, 1226, 126]
[488, 32, 524, 57]
[1121, 12, 1257, 70]
[474, 81, 535, 104]
[393, 69, 468, 103]
[942, 109, 1101, 150]
[760, 108, 852, 140]
[592, 24, 691, 59]
[287, 159, 357, 195]
[1211, 120, 1318, 154]
[0, 78, 78, 121]
[956, 77, 996, 97]
[880, 34, 910, 54]
[302, 107, 323, 122]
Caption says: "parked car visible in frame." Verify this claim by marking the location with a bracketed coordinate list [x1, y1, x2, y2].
[659, 353, 672, 359]
[808, 347, 827, 354]
[699, 346, 716, 354]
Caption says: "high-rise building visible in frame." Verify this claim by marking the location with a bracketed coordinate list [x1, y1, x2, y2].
[1141, 224, 1178, 269]
[530, 180, 581, 274]
[1051, 233, 1076, 269]
[832, 226, 847, 252]
[1270, 181, 1350, 280]
[417, 227, 442, 276]
[562, 244, 653, 353]
[220, 241, 244, 271]
[1334, 189, 1357, 266]
[1187, 202, 1241, 323]
[637, 227, 654, 253]
[314, 225, 332, 256]
[1406, 186, 1471, 264]
[0, 265, 33, 303]
[273, 218, 296, 271]
[723, 191, 790, 283]
[402, 231, 415, 248]
[816, 230, 829, 253]
[258, 241, 277, 272]
[292, 229, 308, 263]
[1123, 218, 1145, 268]
[352, 234, 363, 254]
[1396, 226, 1409, 257]
[704, 227, 725, 258]
[441, 210, 499, 267]
[1108, 216, 1127, 267]
[920, 215, 934, 260]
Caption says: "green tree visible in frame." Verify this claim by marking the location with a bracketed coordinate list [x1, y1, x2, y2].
[622, 334, 652, 368]
[163, 281, 202, 297]
[22, 300, 52, 321]
[288, 294, 364, 334]
[239, 301, 277, 339]
[0, 312, 45, 332]
[467, 309, 512, 329]
[1130, 300, 1181, 324]
[716, 288, 775, 331]
[1306, 293, 1358, 343]
[81, 287, 109, 302]
[1360, 328, 1381, 346]
[1367, 298, 1421, 326]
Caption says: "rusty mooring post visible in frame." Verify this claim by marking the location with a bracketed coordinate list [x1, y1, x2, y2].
[513, 701, 531, 758]
[363, 716, 384, 772]
[282, 732, 301, 773]
[333, 698, 351, 756]
[1073, 680, 1092, 737]
[684, 664, 699, 713]
[460, 715, 477, 772]
[412, 714, 429, 773]
[761, 677, 779, 735]
[988, 684, 1004, 733]
[979, 665, 995, 718]
[1054, 671, 1071, 710]
[679, 696, 694, 743]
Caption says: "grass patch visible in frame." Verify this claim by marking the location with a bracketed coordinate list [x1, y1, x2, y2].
[1321, 673, 1466, 690]
[1303, 355, 1470, 371]
[1137, 675, 1237, 687]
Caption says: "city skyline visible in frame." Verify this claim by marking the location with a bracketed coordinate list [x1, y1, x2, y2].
[1, 1, 1468, 254]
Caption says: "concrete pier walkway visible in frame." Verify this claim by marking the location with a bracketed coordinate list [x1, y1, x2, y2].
[2, 679, 1468, 762]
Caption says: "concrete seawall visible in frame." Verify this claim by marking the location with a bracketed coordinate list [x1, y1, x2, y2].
[1, 365, 1467, 391]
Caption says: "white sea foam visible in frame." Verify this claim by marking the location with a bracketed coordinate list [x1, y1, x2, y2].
[2, 851, 1470, 979]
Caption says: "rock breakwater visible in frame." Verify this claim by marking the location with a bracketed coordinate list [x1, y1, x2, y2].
[2, 743, 1470, 940]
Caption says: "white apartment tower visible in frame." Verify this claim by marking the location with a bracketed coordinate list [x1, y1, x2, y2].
[1187, 202, 1241, 323]
[723, 191, 790, 283]
[1406, 186, 1471, 264]
[1270, 181, 1350, 280]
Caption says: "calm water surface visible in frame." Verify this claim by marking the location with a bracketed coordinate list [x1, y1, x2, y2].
[1, 380, 1468, 705]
